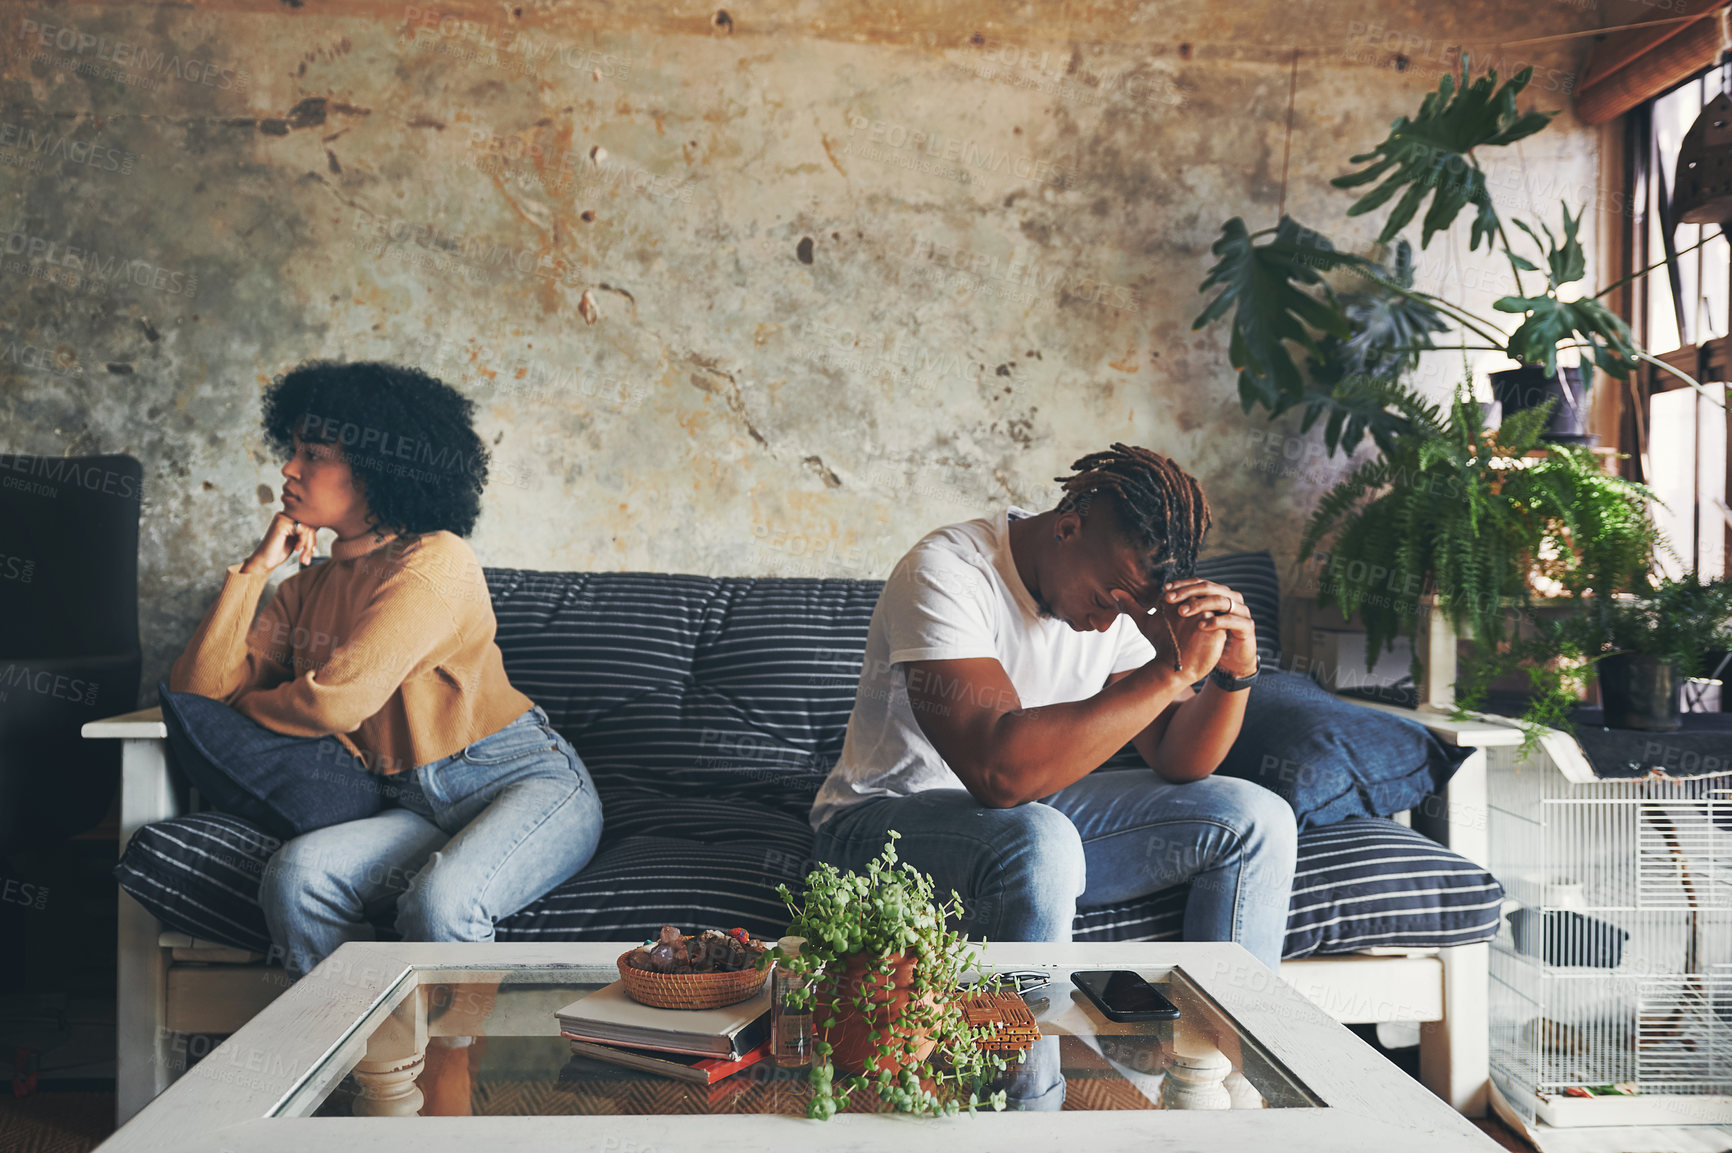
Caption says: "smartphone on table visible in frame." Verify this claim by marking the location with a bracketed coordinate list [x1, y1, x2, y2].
[1070, 969, 1181, 1022]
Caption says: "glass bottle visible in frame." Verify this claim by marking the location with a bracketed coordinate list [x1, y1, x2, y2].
[771, 935, 812, 1069]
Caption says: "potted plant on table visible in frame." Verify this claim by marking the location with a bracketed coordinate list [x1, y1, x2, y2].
[766, 832, 1014, 1120]
[1564, 572, 1732, 731]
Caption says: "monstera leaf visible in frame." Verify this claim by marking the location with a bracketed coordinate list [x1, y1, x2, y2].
[1193, 216, 1369, 414]
[1513, 204, 1589, 290]
[1332, 59, 1554, 252]
[1294, 376, 1417, 457]
[1192, 59, 1672, 460]
[1336, 240, 1449, 381]
[1495, 295, 1640, 385]
[1295, 241, 1448, 455]
[1495, 206, 1640, 385]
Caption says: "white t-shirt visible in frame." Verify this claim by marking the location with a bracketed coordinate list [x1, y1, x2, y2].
[810, 507, 1158, 830]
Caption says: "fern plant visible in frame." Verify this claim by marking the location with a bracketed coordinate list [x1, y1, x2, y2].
[1299, 380, 1660, 743]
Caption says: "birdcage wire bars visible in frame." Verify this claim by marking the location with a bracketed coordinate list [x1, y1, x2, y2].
[1489, 745, 1732, 1128]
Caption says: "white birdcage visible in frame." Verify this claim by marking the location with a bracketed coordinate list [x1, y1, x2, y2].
[1488, 737, 1732, 1129]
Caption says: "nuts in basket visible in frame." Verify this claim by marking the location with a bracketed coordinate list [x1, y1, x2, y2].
[625, 925, 768, 974]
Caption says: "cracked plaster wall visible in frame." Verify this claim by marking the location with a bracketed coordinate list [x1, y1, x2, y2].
[0, 1, 1611, 702]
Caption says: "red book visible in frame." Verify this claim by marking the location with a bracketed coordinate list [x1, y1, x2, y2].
[563, 1036, 771, 1084]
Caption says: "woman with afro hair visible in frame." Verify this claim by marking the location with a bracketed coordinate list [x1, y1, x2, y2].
[168, 361, 603, 978]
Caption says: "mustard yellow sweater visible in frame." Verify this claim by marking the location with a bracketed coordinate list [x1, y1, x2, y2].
[169, 531, 534, 775]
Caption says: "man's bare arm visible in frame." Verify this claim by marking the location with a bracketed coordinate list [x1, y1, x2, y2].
[1106, 670, 1249, 783]
[902, 575, 1251, 806]
[1109, 577, 1260, 782]
[1106, 668, 1181, 773]
[1154, 679, 1251, 780]
[903, 656, 1197, 808]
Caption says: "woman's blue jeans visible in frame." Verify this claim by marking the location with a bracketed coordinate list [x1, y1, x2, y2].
[259, 705, 604, 978]
[814, 769, 1298, 971]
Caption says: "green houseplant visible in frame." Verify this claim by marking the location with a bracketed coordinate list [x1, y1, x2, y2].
[1298, 383, 1661, 744]
[766, 832, 1015, 1120]
[1193, 56, 1725, 458]
[1564, 572, 1732, 731]
[1194, 54, 1727, 742]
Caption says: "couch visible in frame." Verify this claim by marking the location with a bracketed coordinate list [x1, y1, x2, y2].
[88, 552, 1503, 1125]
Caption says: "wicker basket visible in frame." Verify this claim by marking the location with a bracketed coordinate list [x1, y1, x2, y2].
[616, 949, 770, 1010]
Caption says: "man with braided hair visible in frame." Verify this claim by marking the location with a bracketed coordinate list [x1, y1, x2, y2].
[809, 444, 1297, 971]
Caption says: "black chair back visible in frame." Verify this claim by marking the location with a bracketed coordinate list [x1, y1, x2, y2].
[0, 453, 143, 848]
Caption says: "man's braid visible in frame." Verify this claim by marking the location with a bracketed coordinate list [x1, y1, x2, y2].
[1055, 443, 1212, 584]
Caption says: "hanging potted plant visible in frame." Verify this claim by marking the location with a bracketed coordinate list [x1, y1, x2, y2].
[1489, 363, 1590, 444]
[1193, 55, 1726, 459]
[765, 832, 1014, 1120]
[1563, 571, 1732, 731]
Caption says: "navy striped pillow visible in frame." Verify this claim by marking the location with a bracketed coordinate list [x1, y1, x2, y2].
[480, 570, 878, 817]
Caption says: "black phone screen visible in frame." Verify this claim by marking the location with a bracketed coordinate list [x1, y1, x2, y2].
[1071, 969, 1181, 1020]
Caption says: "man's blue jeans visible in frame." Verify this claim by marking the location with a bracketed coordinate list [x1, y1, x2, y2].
[813, 770, 1298, 971]
[259, 705, 604, 978]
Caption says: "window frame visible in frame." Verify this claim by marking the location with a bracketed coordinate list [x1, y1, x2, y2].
[1622, 63, 1732, 578]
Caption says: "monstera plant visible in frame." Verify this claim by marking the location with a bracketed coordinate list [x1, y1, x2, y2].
[1194, 55, 1721, 456]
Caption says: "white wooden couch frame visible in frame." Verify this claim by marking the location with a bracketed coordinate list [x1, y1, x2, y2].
[86, 702, 1509, 1126]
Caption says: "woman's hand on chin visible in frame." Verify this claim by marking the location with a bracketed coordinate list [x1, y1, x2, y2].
[241, 512, 318, 575]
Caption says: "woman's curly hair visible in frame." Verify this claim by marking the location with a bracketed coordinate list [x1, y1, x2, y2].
[261, 361, 490, 537]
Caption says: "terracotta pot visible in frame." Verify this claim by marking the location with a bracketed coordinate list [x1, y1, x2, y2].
[814, 951, 938, 1076]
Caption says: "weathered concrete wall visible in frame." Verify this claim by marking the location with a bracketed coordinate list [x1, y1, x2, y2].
[0, 1, 1611, 701]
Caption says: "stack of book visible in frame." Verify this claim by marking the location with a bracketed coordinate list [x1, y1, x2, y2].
[554, 981, 772, 1085]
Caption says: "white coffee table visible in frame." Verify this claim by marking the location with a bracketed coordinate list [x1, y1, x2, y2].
[94, 940, 1497, 1151]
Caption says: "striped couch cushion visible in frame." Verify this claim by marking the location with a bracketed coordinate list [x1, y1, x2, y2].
[1073, 817, 1505, 959]
[114, 810, 1500, 960]
[481, 571, 875, 822]
[114, 812, 282, 954]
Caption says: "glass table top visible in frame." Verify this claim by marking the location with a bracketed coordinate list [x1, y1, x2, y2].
[265, 962, 1321, 1117]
